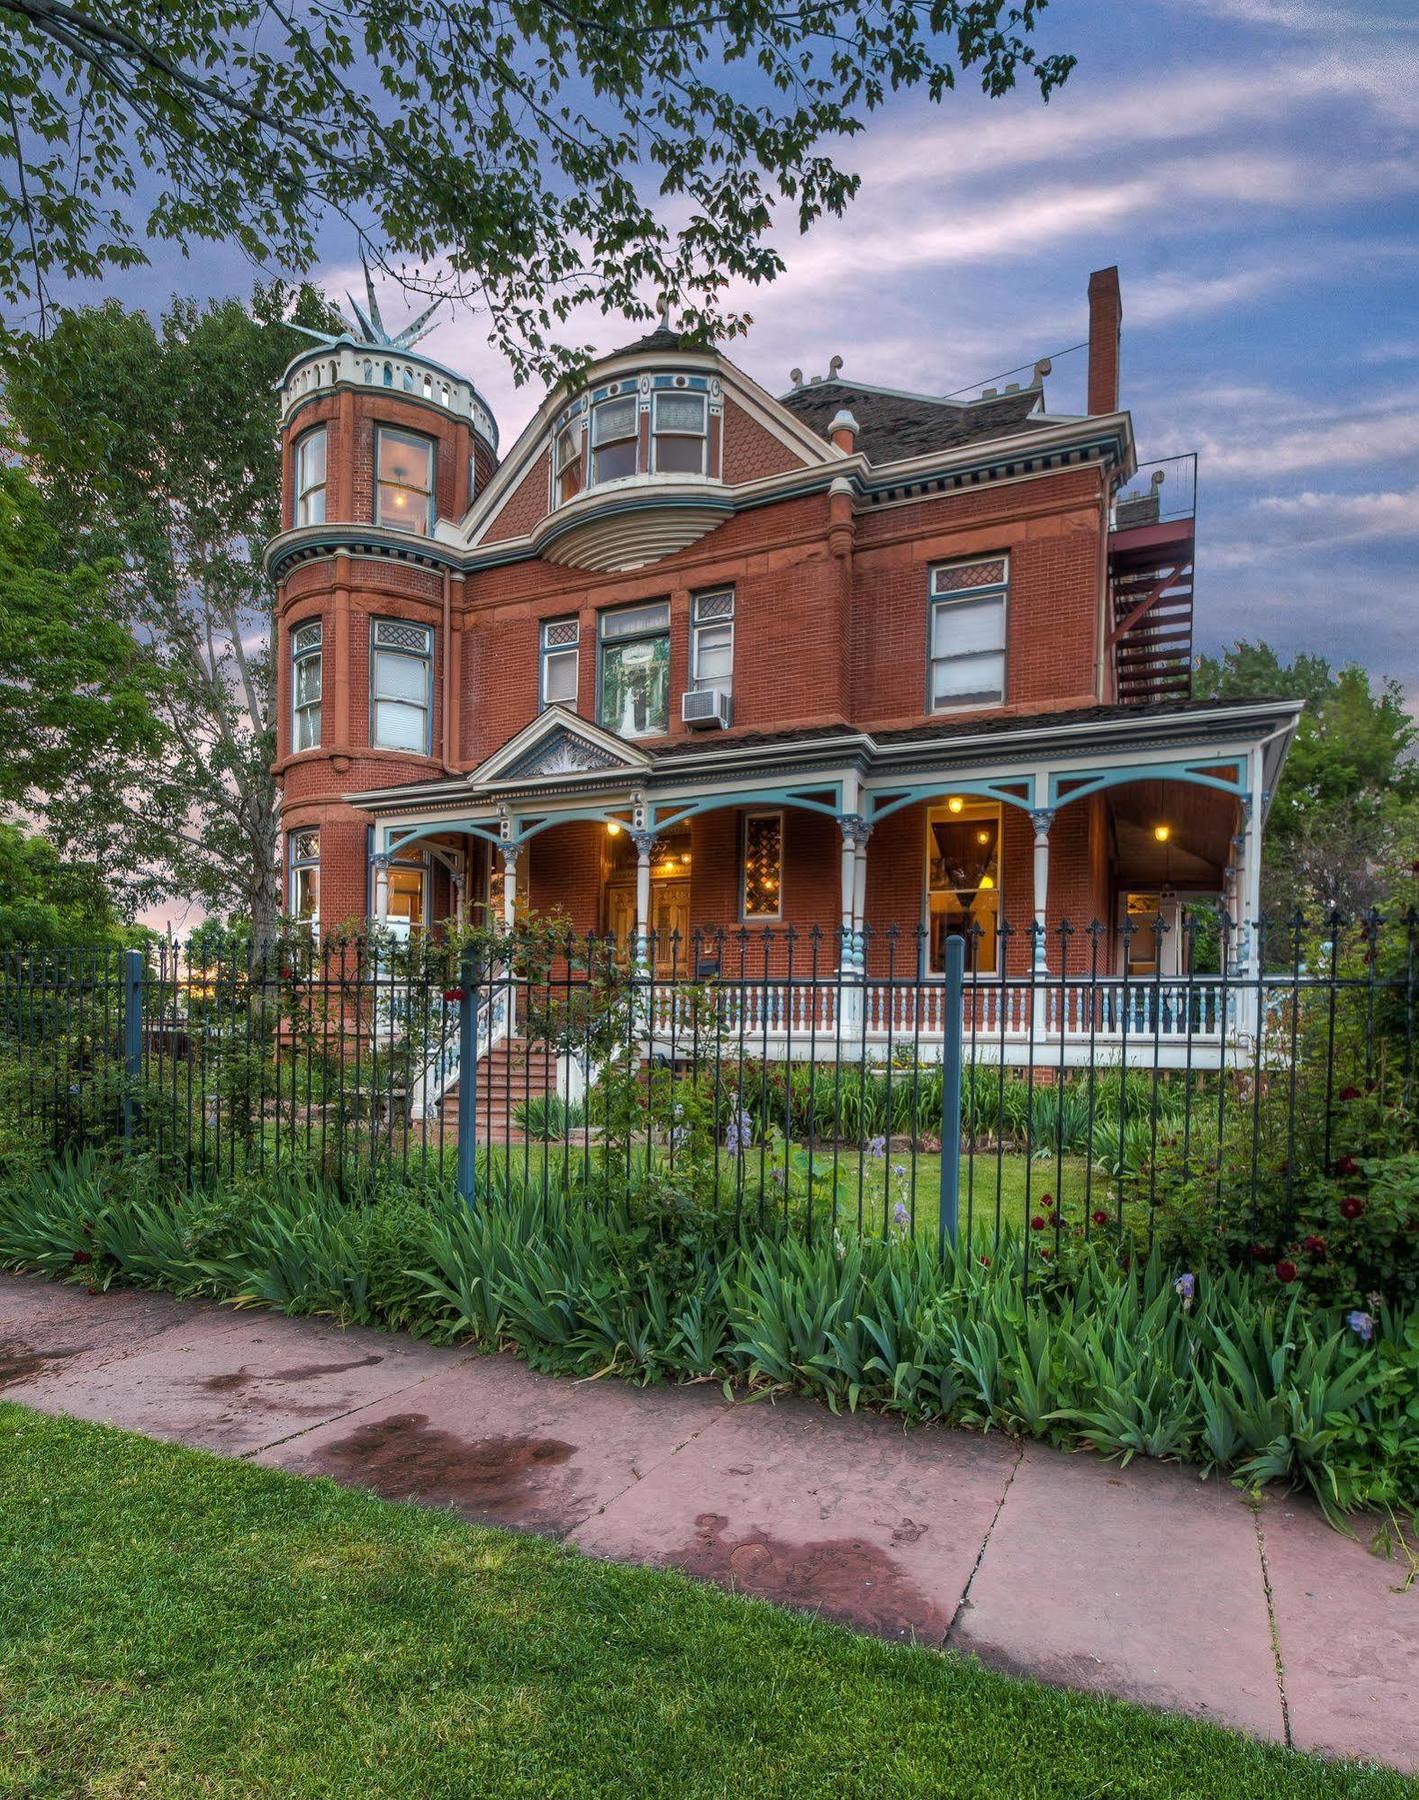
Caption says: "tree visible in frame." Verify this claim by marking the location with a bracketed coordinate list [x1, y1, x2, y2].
[1195, 641, 1419, 922]
[2, 282, 338, 948]
[0, 0, 1073, 374]
[0, 822, 132, 945]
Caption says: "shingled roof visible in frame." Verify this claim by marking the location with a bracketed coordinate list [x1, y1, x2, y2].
[778, 378, 1045, 464]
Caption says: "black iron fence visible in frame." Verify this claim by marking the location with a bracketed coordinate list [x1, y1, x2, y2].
[2, 912, 1415, 1276]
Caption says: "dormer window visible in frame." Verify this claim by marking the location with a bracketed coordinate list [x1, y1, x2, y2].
[555, 419, 583, 502]
[652, 392, 707, 475]
[591, 395, 638, 484]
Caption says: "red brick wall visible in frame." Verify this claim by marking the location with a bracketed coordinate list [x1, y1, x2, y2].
[284, 390, 479, 529]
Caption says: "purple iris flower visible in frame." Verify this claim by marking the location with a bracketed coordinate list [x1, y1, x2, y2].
[867, 1135, 887, 1158]
[1174, 1272, 1196, 1304]
[1346, 1309, 1375, 1344]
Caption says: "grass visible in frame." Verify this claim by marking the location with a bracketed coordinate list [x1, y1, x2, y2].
[1, 1404, 1412, 1800]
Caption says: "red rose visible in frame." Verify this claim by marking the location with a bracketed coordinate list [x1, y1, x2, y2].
[1092, 1209, 1109, 1227]
[978, 1255, 991, 1267]
[442, 987, 466, 1004]
[1030, 1215, 1046, 1231]
[1339, 1195, 1366, 1220]
[1275, 1259, 1298, 1284]
[1040, 1193, 1055, 1209]
[71, 1249, 91, 1265]
[1250, 1243, 1271, 1261]
[1039, 1247, 1053, 1260]
[1335, 1155, 1360, 1177]
[1338, 1085, 1361, 1102]
[1302, 1235, 1327, 1256]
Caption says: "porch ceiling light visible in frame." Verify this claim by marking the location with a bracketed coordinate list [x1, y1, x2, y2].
[606, 821, 622, 836]
[947, 795, 964, 813]
[976, 829, 991, 845]
[1153, 823, 1172, 843]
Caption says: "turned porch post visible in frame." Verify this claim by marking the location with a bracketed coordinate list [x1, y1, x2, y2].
[1029, 806, 1054, 973]
[630, 829, 656, 964]
[372, 854, 391, 927]
[837, 812, 872, 1050]
[499, 842, 522, 931]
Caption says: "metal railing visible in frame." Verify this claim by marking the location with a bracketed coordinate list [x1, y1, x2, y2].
[2, 911, 1415, 1277]
[1112, 453, 1197, 528]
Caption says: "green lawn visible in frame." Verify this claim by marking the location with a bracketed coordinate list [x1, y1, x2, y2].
[1, 1405, 1410, 1799]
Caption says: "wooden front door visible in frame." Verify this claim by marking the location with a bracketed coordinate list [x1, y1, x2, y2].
[605, 878, 690, 972]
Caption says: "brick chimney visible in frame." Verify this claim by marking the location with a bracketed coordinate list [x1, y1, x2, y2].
[1086, 266, 1122, 415]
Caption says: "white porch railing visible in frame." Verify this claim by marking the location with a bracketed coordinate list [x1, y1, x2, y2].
[408, 982, 513, 1118]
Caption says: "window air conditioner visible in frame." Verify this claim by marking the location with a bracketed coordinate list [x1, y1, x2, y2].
[681, 686, 732, 729]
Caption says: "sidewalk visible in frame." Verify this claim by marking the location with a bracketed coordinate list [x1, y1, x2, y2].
[2, 1271, 1414, 1773]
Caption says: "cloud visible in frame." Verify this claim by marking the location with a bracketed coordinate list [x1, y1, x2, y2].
[1250, 486, 1419, 544]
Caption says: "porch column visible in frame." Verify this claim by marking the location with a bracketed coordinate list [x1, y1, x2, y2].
[451, 852, 467, 927]
[630, 830, 656, 964]
[499, 842, 522, 932]
[372, 854, 390, 928]
[837, 813, 871, 1052]
[1029, 807, 1054, 972]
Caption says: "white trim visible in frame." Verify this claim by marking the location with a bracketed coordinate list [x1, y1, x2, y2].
[468, 702, 653, 788]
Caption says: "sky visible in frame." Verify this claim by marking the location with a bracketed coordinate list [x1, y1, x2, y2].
[65, 0, 1419, 705]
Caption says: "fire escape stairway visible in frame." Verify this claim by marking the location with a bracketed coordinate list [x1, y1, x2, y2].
[1110, 553, 1195, 703]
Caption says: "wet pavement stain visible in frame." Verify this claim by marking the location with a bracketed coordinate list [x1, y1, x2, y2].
[201, 1353, 384, 1393]
[675, 1511, 940, 1641]
[306, 1413, 578, 1532]
[0, 1341, 90, 1389]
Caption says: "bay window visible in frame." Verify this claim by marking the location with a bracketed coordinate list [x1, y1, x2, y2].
[691, 589, 734, 693]
[289, 829, 320, 930]
[590, 394, 638, 484]
[375, 427, 434, 533]
[291, 620, 322, 750]
[540, 617, 580, 709]
[555, 418, 584, 502]
[926, 799, 1001, 974]
[599, 601, 669, 738]
[929, 557, 1007, 711]
[295, 426, 327, 525]
[741, 812, 784, 921]
[370, 619, 433, 752]
[652, 390, 707, 474]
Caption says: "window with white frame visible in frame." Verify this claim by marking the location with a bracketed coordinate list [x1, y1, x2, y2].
[295, 426, 327, 525]
[691, 589, 734, 693]
[652, 390, 707, 475]
[928, 557, 1008, 711]
[289, 829, 320, 929]
[554, 418, 584, 502]
[926, 799, 1001, 975]
[375, 427, 434, 533]
[540, 617, 580, 708]
[599, 601, 670, 738]
[741, 811, 783, 920]
[291, 620, 322, 750]
[370, 619, 433, 752]
[385, 854, 427, 938]
[590, 394, 638, 485]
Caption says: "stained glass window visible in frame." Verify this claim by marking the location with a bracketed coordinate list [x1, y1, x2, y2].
[599, 602, 669, 738]
[742, 812, 783, 920]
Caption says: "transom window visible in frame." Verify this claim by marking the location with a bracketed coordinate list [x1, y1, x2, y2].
[590, 395, 638, 485]
[291, 620, 322, 751]
[540, 617, 580, 709]
[289, 828, 320, 930]
[741, 812, 784, 921]
[370, 619, 433, 752]
[652, 391, 707, 475]
[929, 557, 1008, 712]
[926, 799, 1001, 975]
[691, 589, 734, 693]
[555, 419, 584, 502]
[599, 601, 670, 739]
[375, 427, 435, 534]
[295, 427, 326, 526]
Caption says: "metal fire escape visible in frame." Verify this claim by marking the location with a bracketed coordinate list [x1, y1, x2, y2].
[1108, 454, 1197, 705]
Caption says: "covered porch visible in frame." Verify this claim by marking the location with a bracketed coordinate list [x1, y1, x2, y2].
[349, 696, 1301, 1070]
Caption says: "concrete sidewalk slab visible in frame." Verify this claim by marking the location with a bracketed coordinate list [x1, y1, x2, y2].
[947, 1442, 1286, 1743]
[571, 1393, 1019, 1643]
[1, 1283, 215, 1387]
[1261, 1494, 1419, 1770]
[4, 1296, 464, 1456]
[258, 1354, 731, 1538]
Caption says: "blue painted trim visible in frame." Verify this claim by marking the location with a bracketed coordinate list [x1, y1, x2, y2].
[512, 805, 628, 841]
[867, 778, 1033, 824]
[382, 819, 504, 855]
[649, 783, 843, 832]
[1047, 760, 1246, 807]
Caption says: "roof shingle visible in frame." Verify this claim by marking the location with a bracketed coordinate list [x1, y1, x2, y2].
[778, 378, 1044, 464]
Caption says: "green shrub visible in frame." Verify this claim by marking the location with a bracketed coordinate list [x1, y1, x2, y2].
[2, 1152, 1415, 1533]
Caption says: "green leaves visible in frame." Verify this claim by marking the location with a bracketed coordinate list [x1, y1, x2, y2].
[0, 1, 1072, 377]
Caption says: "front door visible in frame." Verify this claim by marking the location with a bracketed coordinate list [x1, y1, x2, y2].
[604, 878, 690, 973]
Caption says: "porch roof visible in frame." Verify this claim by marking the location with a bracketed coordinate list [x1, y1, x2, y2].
[345, 695, 1302, 846]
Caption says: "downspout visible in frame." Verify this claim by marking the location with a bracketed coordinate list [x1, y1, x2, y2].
[441, 564, 456, 775]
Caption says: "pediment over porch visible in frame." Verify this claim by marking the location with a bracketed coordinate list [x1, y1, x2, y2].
[469, 705, 653, 788]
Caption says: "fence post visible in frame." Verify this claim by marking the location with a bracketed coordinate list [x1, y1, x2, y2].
[122, 947, 144, 1142]
[456, 945, 481, 1210]
[938, 932, 965, 1257]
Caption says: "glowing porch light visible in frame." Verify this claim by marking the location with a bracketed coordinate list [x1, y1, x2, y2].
[606, 821, 622, 836]
[947, 795, 964, 813]
[1153, 823, 1172, 843]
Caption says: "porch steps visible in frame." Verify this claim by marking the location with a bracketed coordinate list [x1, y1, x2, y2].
[439, 1040, 559, 1145]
